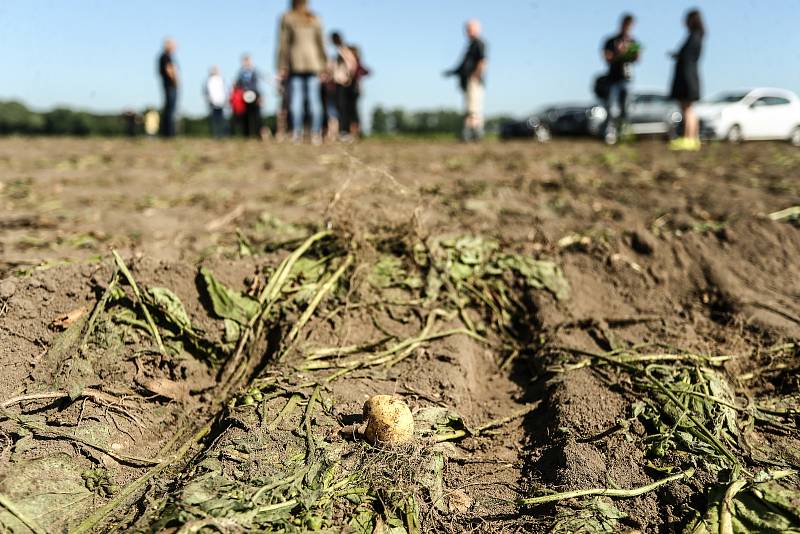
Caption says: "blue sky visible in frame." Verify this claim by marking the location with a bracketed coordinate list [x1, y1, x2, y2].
[1, 0, 799, 119]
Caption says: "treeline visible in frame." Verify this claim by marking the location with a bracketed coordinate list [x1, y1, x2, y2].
[0, 100, 217, 137]
[371, 106, 510, 136]
[0, 100, 512, 137]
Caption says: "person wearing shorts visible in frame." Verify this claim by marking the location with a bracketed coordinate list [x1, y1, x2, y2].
[445, 19, 487, 141]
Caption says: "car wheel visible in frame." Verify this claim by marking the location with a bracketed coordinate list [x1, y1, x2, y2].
[726, 125, 743, 143]
[790, 126, 800, 147]
[535, 125, 551, 143]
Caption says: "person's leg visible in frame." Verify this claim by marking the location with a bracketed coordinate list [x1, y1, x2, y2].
[473, 82, 485, 139]
[166, 87, 177, 137]
[326, 88, 339, 142]
[213, 108, 223, 138]
[350, 97, 360, 137]
[307, 75, 322, 137]
[603, 83, 617, 136]
[618, 81, 629, 126]
[169, 87, 178, 137]
[347, 86, 360, 137]
[289, 75, 305, 139]
[217, 108, 226, 137]
[671, 101, 699, 150]
[243, 105, 251, 138]
[463, 80, 475, 141]
[335, 84, 348, 135]
[162, 89, 169, 137]
[254, 103, 263, 140]
[684, 102, 698, 140]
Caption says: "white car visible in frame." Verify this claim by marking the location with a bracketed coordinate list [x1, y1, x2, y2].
[696, 88, 800, 145]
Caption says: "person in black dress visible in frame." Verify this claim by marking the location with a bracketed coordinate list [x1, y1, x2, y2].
[669, 9, 704, 150]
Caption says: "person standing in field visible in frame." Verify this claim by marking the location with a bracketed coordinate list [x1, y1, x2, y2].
[445, 19, 487, 142]
[330, 31, 358, 140]
[601, 14, 640, 144]
[158, 38, 179, 138]
[669, 9, 705, 151]
[349, 45, 370, 138]
[277, 0, 327, 144]
[205, 66, 226, 138]
[237, 54, 263, 139]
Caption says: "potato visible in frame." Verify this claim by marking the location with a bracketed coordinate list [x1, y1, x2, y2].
[363, 395, 414, 446]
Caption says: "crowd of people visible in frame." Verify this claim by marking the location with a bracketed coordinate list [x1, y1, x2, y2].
[598, 9, 705, 150]
[155, 3, 704, 150]
[157, 0, 370, 143]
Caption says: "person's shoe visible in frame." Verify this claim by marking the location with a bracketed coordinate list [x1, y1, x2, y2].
[604, 128, 618, 145]
[669, 137, 701, 151]
[311, 134, 323, 146]
[668, 137, 685, 150]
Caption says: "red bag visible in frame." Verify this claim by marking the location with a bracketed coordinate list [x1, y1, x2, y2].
[230, 87, 246, 115]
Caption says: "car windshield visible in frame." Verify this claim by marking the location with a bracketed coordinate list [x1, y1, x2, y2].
[708, 92, 748, 104]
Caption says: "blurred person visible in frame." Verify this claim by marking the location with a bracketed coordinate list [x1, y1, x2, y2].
[669, 9, 705, 151]
[122, 110, 138, 137]
[277, 0, 327, 143]
[237, 54, 263, 138]
[229, 82, 247, 136]
[444, 19, 487, 141]
[349, 45, 370, 138]
[157, 38, 179, 138]
[330, 31, 358, 139]
[205, 66, 226, 138]
[601, 14, 640, 144]
[143, 108, 160, 137]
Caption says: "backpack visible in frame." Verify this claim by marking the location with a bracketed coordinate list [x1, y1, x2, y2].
[593, 74, 611, 100]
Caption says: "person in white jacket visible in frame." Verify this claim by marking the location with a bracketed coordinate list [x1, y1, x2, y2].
[205, 66, 227, 138]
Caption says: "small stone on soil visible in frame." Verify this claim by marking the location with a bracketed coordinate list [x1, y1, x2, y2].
[0, 279, 17, 299]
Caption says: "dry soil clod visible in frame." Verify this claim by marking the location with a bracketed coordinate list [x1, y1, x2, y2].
[363, 394, 415, 446]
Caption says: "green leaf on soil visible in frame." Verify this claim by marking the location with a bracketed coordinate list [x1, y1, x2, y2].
[687, 475, 800, 533]
[419, 451, 447, 513]
[552, 497, 627, 533]
[415, 407, 470, 438]
[498, 255, 571, 301]
[200, 267, 259, 325]
[368, 255, 423, 289]
[0, 454, 92, 533]
[147, 287, 191, 332]
[349, 507, 378, 534]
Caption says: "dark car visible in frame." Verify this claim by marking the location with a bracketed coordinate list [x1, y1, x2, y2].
[501, 93, 682, 143]
[498, 114, 551, 142]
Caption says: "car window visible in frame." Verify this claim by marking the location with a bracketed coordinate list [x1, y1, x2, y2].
[753, 96, 790, 107]
[710, 92, 748, 103]
[634, 94, 663, 104]
[764, 96, 791, 106]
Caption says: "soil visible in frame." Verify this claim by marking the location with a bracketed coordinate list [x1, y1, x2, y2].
[0, 137, 798, 533]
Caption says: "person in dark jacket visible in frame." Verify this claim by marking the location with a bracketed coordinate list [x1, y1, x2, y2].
[157, 38, 178, 138]
[601, 14, 640, 144]
[669, 9, 705, 151]
[444, 19, 487, 141]
[237, 54, 262, 139]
